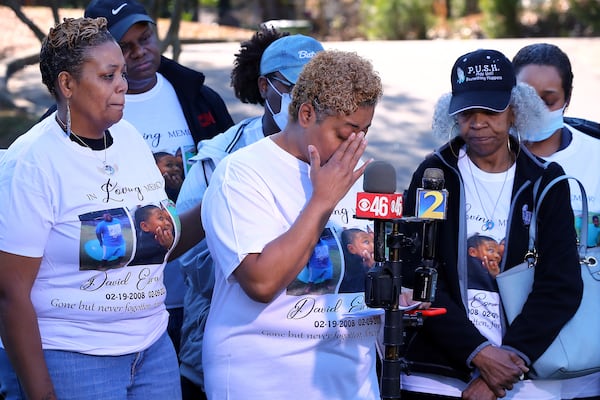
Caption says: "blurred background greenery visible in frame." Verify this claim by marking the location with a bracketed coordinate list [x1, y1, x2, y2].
[19, 0, 595, 40]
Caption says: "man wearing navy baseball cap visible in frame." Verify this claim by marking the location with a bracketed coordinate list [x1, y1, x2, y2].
[85, 0, 154, 41]
[448, 49, 516, 116]
[84, 0, 233, 148]
[83, 0, 234, 369]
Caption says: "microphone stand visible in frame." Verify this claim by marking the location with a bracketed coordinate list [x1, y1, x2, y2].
[363, 165, 445, 399]
[372, 218, 441, 399]
[379, 220, 405, 400]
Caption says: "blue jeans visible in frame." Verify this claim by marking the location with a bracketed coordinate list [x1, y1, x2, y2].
[0, 331, 181, 399]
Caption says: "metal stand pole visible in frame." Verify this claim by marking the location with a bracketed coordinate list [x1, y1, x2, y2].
[380, 222, 404, 399]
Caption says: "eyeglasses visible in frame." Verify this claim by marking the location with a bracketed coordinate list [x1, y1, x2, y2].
[268, 75, 294, 92]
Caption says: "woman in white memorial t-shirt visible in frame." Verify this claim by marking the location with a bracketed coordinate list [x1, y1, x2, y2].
[0, 17, 201, 400]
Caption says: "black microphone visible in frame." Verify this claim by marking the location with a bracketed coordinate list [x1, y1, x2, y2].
[413, 168, 447, 302]
[360, 161, 405, 311]
[363, 160, 397, 193]
[361, 162, 404, 400]
[421, 168, 445, 259]
[422, 167, 445, 189]
[356, 161, 402, 263]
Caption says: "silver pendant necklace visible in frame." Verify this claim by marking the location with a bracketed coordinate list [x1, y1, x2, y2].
[56, 114, 115, 175]
[467, 157, 509, 232]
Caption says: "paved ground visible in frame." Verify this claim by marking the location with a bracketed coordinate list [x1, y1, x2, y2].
[5, 37, 600, 189]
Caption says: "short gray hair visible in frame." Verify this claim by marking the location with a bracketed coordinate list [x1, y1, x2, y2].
[431, 82, 549, 141]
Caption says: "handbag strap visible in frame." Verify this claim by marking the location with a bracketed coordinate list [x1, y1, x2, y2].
[530, 175, 588, 262]
[522, 176, 546, 266]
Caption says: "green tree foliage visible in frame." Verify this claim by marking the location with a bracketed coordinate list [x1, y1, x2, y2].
[448, 0, 480, 18]
[569, 0, 600, 35]
[479, 0, 520, 38]
[360, 0, 436, 40]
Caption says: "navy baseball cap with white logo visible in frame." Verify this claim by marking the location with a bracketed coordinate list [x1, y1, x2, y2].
[448, 49, 516, 116]
[260, 34, 324, 84]
[85, 0, 155, 42]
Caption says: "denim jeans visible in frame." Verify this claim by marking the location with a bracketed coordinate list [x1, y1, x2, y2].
[0, 331, 181, 399]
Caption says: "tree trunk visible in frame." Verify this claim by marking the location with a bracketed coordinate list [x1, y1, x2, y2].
[0, 0, 47, 42]
[49, 0, 61, 25]
[0, 0, 50, 110]
[159, 0, 183, 62]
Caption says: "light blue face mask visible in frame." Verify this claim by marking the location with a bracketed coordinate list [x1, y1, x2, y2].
[266, 79, 292, 131]
[529, 106, 565, 142]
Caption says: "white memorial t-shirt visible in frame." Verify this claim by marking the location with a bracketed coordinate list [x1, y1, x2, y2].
[0, 115, 179, 355]
[201, 137, 380, 399]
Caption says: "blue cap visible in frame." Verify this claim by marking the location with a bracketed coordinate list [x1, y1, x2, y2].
[260, 34, 324, 84]
[85, 0, 155, 42]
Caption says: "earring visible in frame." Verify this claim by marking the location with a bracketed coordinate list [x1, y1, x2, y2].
[448, 122, 458, 142]
[66, 99, 72, 136]
[449, 122, 461, 159]
[508, 126, 521, 157]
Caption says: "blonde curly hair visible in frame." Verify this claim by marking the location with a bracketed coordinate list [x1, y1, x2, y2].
[40, 17, 114, 98]
[290, 50, 383, 123]
[431, 82, 549, 142]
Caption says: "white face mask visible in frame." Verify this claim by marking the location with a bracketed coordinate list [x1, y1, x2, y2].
[265, 79, 292, 131]
[529, 106, 565, 142]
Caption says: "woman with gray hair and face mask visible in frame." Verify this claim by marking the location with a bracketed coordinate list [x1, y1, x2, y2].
[401, 49, 582, 400]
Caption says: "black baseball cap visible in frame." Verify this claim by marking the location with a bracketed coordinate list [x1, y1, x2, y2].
[448, 49, 516, 116]
[85, 0, 155, 42]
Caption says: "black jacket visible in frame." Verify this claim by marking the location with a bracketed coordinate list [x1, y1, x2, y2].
[157, 56, 233, 144]
[402, 136, 583, 381]
[40, 56, 234, 147]
[564, 116, 600, 140]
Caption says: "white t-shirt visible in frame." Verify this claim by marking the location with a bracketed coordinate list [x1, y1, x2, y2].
[403, 148, 573, 399]
[403, 141, 600, 399]
[461, 152, 513, 346]
[123, 72, 196, 173]
[201, 137, 380, 400]
[402, 374, 562, 399]
[403, 149, 516, 397]
[0, 114, 179, 355]
[538, 125, 600, 399]
[544, 125, 600, 241]
[123, 72, 194, 309]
